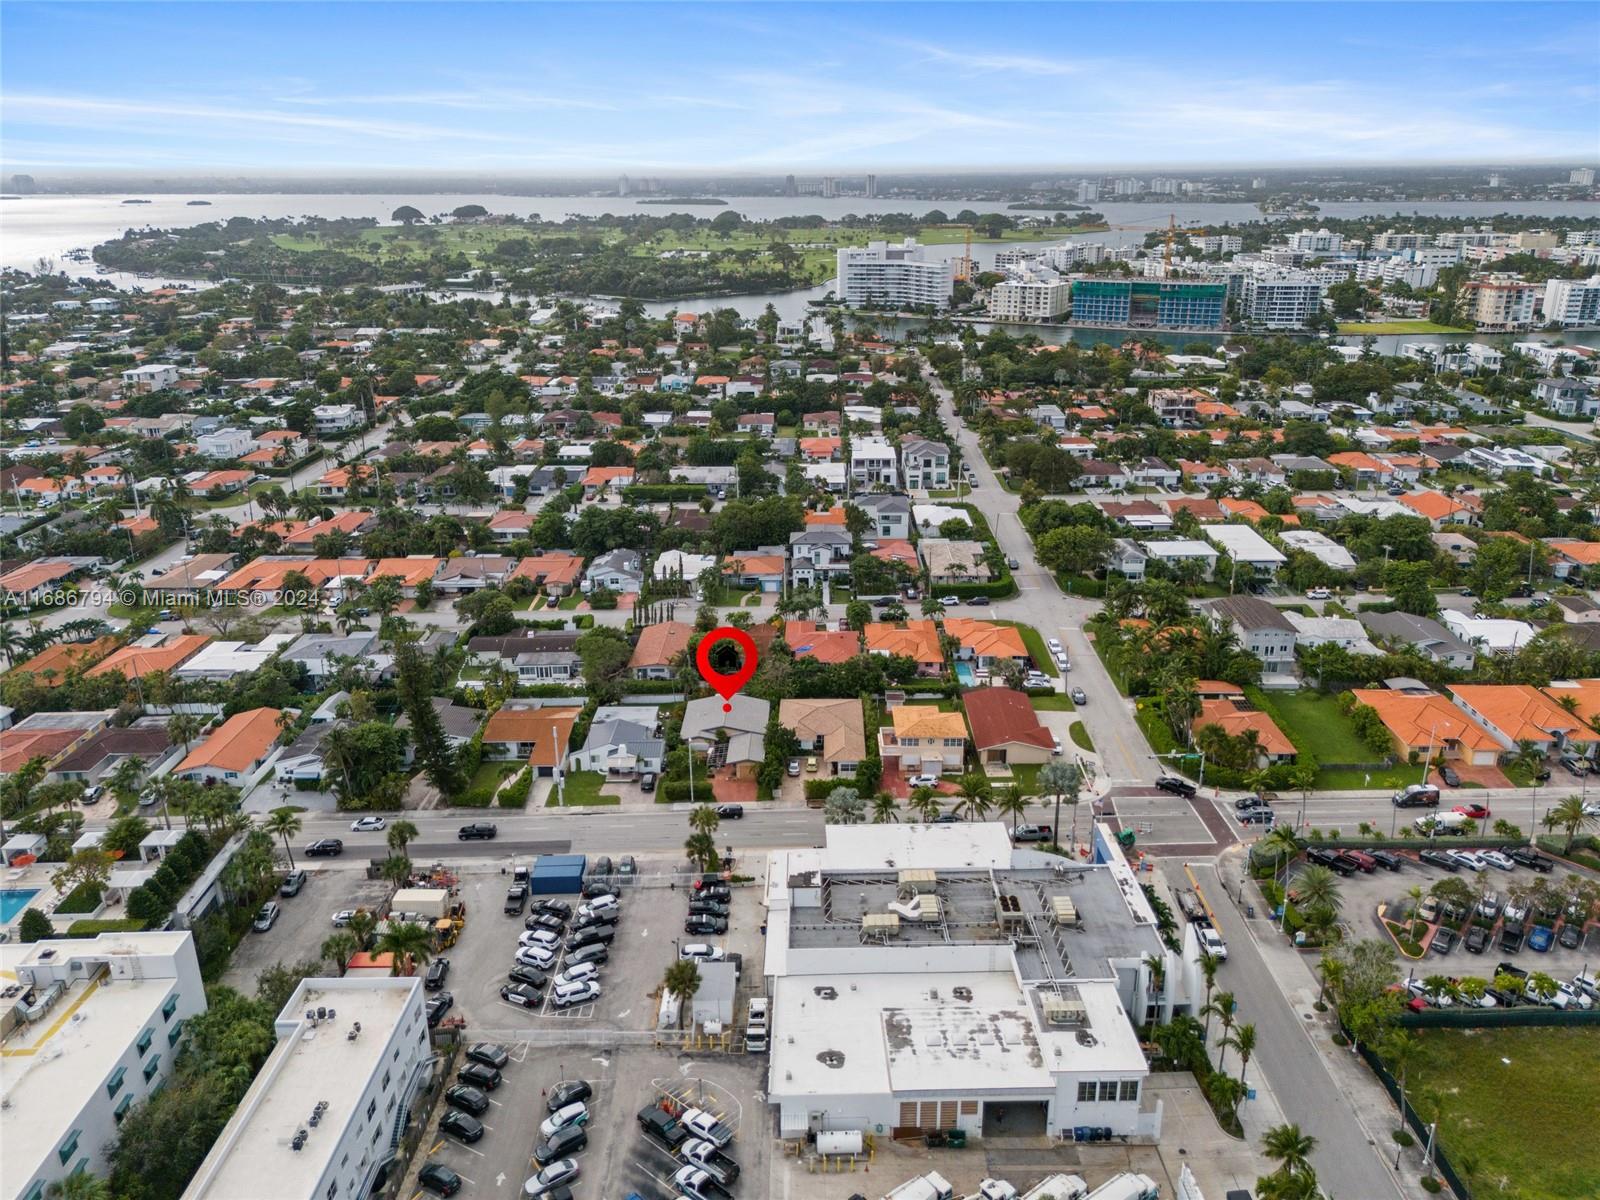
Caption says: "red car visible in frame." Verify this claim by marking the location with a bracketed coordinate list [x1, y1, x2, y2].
[1453, 803, 1491, 820]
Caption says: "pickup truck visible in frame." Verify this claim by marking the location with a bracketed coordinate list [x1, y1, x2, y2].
[1012, 824, 1054, 843]
[1195, 920, 1228, 961]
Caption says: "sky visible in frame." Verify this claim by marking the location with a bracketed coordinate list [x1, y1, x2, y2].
[2, 2, 1597, 174]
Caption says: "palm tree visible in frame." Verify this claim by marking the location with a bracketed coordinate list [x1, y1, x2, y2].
[685, 830, 720, 873]
[1228, 1022, 1258, 1093]
[953, 773, 992, 822]
[1038, 759, 1083, 850]
[348, 909, 378, 950]
[1208, 990, 1238, 1071]
[1260, 1122, 1318, 1179]
[908, 788, 943, 823]
[47, 1174, 112, 1200]
[386, 819, 420, 857]
[166, 713, 204, 760]
[262, 807, 302, 870]
[1542, 793, 1597, 854]
[689, 804, 721, 836]
[376, 921, 434, 976]
[1209, 1072, 1247, 1129]
[1290, 864, 1342, 918]
[871, 793, 900, 824]
[1197, 951, 1222, 1044]
[380, 855, 412, 887]
[994, 785, 1029, 833]
[663, 959, 701, 1027]
[321, 932, 359, 976]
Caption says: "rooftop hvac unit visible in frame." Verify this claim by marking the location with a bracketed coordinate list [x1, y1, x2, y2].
[1051, 896, 1079, 927]
[1041, 995, 1088, 1026]
[861, 912, 901, 935]
[996, 893, 1026, 926]
[898, 868, 938, 888]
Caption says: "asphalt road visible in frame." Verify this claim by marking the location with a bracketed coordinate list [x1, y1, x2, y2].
[1189, 861, 1404, 1200]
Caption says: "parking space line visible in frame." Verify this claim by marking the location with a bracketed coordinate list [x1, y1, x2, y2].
[453, 1142, 487, 1158]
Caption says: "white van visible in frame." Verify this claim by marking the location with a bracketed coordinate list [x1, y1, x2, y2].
[1414, 810, 1468, 836]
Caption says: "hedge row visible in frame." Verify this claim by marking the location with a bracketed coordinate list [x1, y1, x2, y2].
[56, 881, 106, 915]
[498, 767, 532, 808]
[66, 918, 148, 937]
[623, 484, 712, 503]
[125, 831, 212, 926]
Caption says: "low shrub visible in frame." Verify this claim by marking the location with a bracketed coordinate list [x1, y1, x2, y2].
[66, 918, 148, 937]
[55, 881, 106, 915]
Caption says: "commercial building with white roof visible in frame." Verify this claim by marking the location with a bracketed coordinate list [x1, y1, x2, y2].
[182, 976, 434, 1200]
[1277, 528, 1357, 572]
[760, 823, 1195, 1145]
[3, 932, 207, 1200]
[1202, 524, 1286, 574]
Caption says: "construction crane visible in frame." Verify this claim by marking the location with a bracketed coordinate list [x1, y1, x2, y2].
[929, 223, 975, 282]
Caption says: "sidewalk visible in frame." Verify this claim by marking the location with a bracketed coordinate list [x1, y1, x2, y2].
[1216, 845, 1438, 1200]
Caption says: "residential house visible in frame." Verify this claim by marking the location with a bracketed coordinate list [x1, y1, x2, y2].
[780, 698, 867, 777]
[1139, 539, 1218, 580]
[172, 707, 284, 785]
[629, 621, 693, 679]
[1109, 538, 1149, 580]
[1441, 611, 1537, 655]
[50, 721, 176, 785]
[850, 437, 899, 489]
[469, 632, 582, 685]
[510, 551, 585, 596]
[919, 538, 991, 586]
[1554, 595, 1600, 624]
[736, 413, 777, 437]
[1534, 377, 1595, 417]
[783, 620, 861, 663]
[943, 618, 1029, 671]
[864, 620, 945, 676]
[854, 492, 911, 540]
[567, 707, 664, 778]
[722, 551, 787, 593]
[682, 694, 770, 779]
[487, 510, 536, 542]
[878, 702, 967, 777]
[582, 465, 635, 498]
[584, 549, 644, 594]
[433, 555, 516, 594]
[1193, 699, 1296, 765]
[788, 528, 853, 587]
[1545, 540, 1600, 580]
[1358, 612, 1478, 671]
[1077, 460, 1131, 492]
[1130, 458, 1180, 490]
[1201, 596, 1297, 676]
[88, 633, 211, 679]
[395, 698, 481, 765]
[311, 404, 361, 434]
[899, 438, 950, 490]
[1348, 689, 1501, 766]
[365, 557, 442, 597]
[1398, 490, 1472, 527]
[1283, 613, 1379, 655]
[652, 550, 719, 596]
[278, 631, 387, 688]
[195, 427, 256, 459]
[481, 702, 581, 775]
[963, 687, 1054, 765]
[1447, 685, 1592, 756]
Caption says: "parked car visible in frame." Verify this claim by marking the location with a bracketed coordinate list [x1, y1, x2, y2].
[508, 965, 548, 990]
[304, 838, 344, 857]
[540, 1101, 590, 1140]
[555, 963, 600, 988]
[466, 1042, 509, 1070]
[590, 855, 614, 878]
[786, 759, 801, 777]
[1527, 925, 1555, 953]
[418, 1164, 462, 1196]
[527, 911, 567, 932]
[688, 899, 730, 917]
[680, 943, 726, 963]
[567, 927, 615, 950]
[685, 915, 729, 935]
[1559, 923, 1583, 950]
[515, 945, 558, 969]
[1430, 927, 1457, 955]
[458, 822, 497, 840]
[1370, 850, 1404, 872]
[1342, 850, 1378, 873]
[1464, 925, 1490, 954]
[501, 983, 543, 1009]
[552, 980, 602, 1009]
[523, 1160, 581, 1197]
[618, 855, 637, 877]
[279, 869, 307, 897]
[1306, 587, 1330, 600]
[578, 894, 619, 919]
[1439, 765, 1462, 788]
[639, 772, 657, 793]
[504, 884, 529, 915]
[520, 928, 561, 948]
[1419, 849, 1459, 871]
[253, 902, 280, 932]
[1559, 755, 1589, 777]
[548, 1080, 593, 1111]
[350, 816, 386, 832]
[425, 993, 454, 1027]
[445, 1084, 489, 1115]
[1480, 850, 1516, 872]
[1508, 846, 1553, 873]
[425, 958, 451, 990]
[533, 1125, 589, 1165]
[680, 1107, 735, 1147]
[639, 1104, 689, 1147]
[907, 773, 941, 788]
[692, 880, 731, 900]
[1012, 824, 1053, 843]
[715, 804, 744, 819]
[440, 1110, 485, 1144]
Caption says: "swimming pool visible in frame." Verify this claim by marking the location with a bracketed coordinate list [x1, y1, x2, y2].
[0, 889, 41, 923]
[955, 662, 977, 687]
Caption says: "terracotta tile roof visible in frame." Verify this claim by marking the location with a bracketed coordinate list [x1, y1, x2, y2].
[1547, 540, 1600, 565]
[1165, 498, 1225, 521]
[1195, 699, 1295, 757]
[1328, 451, 1391, 474]
[369, 557, 443, 586]
[629, 621, 693, 669]
[869, 539, 918, 567]
[779, 698, 866, 763]
[482, 705, 580, 768]
[0, 560, 80, 595]
[1349, 689, 1500, 753]
[9, 636, 119, 683]
[799, 437, 841, 460]
[284, 510, 373, 545]
[1448, 684, 1592, 745]
[723, 554, 786, 577]
[89, 634, 210, 678]
[783, 623, 860, 662]
[511, 553, 584, 588]
[1399, 491, 1467, 521]
[962, 687, 1053, 751]
[488, 510, 535, 533]
[864, 620, 943, 664]
[804, 507, 847, 527]
[889, 705, 967, 742]
[943, 618, 1027, 660]
[174, 707, 283, 775]
[582, 466, 635, 487]
[0, 728, 83, 774]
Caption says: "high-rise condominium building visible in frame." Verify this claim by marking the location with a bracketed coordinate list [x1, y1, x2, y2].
[836, 240, 954, 310]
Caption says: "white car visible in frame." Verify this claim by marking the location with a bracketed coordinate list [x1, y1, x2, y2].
[680, 943, 726, 963]
[679, 1106, 733, 1147]
[551, 980, 601, 1008]
[672, 1166, 719, 1200]
[1023, 673, 1052, 689]
[1053, 651, 1070, 669]
[938, 595, 960, 607]
[540, 1101, 589, 1140]
[1450, 849, 1487, 871]
[554, 962, 599, 987]
[515, 945, 557, 970]
[1046, 638, 1064, 655]
[349, 816, 386, 832]
[578, 895, 619, 920]
[1306, 587, 1331, 600]
[524, 1159, 581, 1197]
[907, 773, 941, 789]
[1479, 850, 1516, 872]
[519, 928, 561, 948]
[1555, 981, 1594, 1010]
[330, 909, 358, 927]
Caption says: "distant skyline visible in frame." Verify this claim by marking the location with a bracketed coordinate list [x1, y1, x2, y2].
[3, 2, 1597, 173]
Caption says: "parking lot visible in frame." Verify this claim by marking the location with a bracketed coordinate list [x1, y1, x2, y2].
[394, 855, 773, 1200]
[1284, 846, 1600, 992]
[223, 866, 394, 991]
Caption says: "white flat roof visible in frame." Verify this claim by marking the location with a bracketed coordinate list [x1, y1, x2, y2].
[186, 979, 420, 1200]
[1203, 524, 1286, 564]
[818, 823, 1015, 872]
[1139, 539, 1216, 559]
[1, 933, 192, 1198]
[1279, 529, 1357, 570]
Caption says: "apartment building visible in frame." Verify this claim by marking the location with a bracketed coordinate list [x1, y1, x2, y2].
[1463, 278, 1539, 330]
[4, 932, 207, 1200]
[836, 239, 954, 309]
[183, 977, 435, 1200]
[1240, 270, 1325, 329]
[1286, 228, 1344, 255]
[988, 274, 1071, 321]
[1068, 278, 1227, 329]
[1542, 276, 1600, 328]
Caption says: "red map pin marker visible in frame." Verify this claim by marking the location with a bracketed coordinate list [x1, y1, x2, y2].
[696, 626, 758, 712]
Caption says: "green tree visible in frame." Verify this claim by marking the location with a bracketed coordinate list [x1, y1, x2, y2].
[908, 787, 943, 823]
[394, 635, 461, 794]
[1383, 559, 1436, 616]
[375, 920, 434, 976]
[871, 793, 900, 823]
[18, 906, 54, 942]
[689, 804, 721, 837]
[321, 932, 358, 976]
[47, 1172, 112, 1200]
[685, 830, 721, 873]
[823, 786, 864, 824]
[994, 785, 1029, 833]
[386, 819, 419, 857]
[262, 806, 302, 870]
[1542, 793, 1597, 854]
[1038, 760, 1083, 849]
[663, 959, 701, 1027]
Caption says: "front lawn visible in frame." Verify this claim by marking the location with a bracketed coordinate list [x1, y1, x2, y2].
[1401, 1027, 1600, 1200]
[548, 770, 622, 807]
[557, 592, 584, 610]
[993, 619, 1057, 676]
[1031, 693, 1077, 712]
[1070, 722, 1095, 752]
[1337, 320, 1474, 334]
[1255, 689, 1374, 762]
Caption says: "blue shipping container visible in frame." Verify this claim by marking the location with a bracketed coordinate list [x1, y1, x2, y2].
[529, 853, 587, 895]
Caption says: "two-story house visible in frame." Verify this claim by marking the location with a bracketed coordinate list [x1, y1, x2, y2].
[899, 438, 950, 490]
[584, 549, 644, 594]
[1201, 596, 1298, 677]
[788, 528, 853, 587]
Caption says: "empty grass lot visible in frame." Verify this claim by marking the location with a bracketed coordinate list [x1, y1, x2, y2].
[1404, 1026, 1600, 1200]
[547, 770, 621, 807]
[1337, 320, 1474, 335]
[1254, 689, 1373, 762]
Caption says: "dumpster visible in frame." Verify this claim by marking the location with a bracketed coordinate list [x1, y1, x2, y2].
[529, 853, 586, 895]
